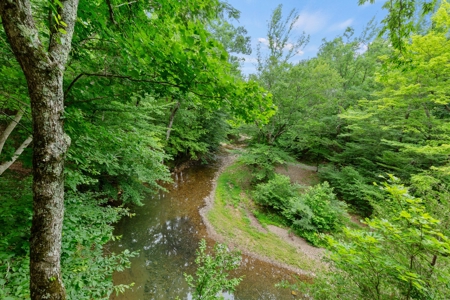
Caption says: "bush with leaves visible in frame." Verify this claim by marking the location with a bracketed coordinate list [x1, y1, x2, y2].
[65, 94, 171, 205]
[238, 144, 294, 183]
[184, 239, 243, 299]
[253, 174, 301, 212]
[301, 177, 450, 300]
[61, 192, 138, 299]
[253, 175, 347, 244]
[0, 175, 31, 299]
[410, 169, 450, 237]
[286, 182, 347, 233]
[320, 165, 382, 216]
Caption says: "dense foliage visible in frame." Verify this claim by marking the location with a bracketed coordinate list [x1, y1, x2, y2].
[2, 0, 450, 297]
[245, 1, 450, 298]
[298, 178, 450, 300]
[0, 176, 137, 299]
[253, 175, 347, 244]
[0, 0, 272, 298]
[184, 239, 243, 300]
[238, 144, 294, 183]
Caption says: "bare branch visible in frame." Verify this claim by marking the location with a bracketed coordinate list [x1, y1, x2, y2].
[0, 135, 32, 175]
[105, 0, 118, 25]
[0, 108, 25, 155]
[115, 1, 138, 8]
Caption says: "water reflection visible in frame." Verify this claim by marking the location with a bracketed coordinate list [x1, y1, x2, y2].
[143, 217, 198, 256]
[110, 158, 299, 300]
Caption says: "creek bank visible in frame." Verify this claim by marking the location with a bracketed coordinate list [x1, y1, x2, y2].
[110, 151, 303, 299]
[199, 150, 326, 277]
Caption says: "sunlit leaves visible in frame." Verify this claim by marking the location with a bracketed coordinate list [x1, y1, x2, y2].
[359, 0, 438, 51]
[184, 239, 242, 299]
[327, 179, 450, 299]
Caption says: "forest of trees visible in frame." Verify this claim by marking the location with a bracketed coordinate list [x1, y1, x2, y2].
[1, 0, 450, 299]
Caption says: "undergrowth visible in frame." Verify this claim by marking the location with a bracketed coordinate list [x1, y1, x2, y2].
[207, 159, 318, 272]
[0, 174, 137, 299]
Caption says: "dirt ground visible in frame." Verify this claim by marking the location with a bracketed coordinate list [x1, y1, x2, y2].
[275, 163, 319, 186]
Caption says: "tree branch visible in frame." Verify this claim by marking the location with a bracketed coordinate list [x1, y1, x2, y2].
[64, 72, 226, 99]
[115, 1, 138, 8]
[64, 73, 85, 96]
[0, 109, 25, 155]
[0, 0, 50, 72]
[48, 0, 80, 67]
[0, 135, 32, 175]
[105, 0, 118, 25]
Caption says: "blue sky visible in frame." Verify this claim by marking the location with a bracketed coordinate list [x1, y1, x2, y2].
[225, 0, 387, 74]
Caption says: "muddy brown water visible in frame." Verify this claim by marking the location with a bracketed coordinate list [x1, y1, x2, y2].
[109, 155, 300, 299]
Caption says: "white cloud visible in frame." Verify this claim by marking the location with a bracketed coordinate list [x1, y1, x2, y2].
[284, 43, 294, 50]
[294, 10, 329, 34]
[258, 37, 268, 46]
[328, 18, 354, 32]
[356, 43, 368, 54]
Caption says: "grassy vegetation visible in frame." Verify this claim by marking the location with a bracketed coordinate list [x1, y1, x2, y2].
[207, 160, 318, 272]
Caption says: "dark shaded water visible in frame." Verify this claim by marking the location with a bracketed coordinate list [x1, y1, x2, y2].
[109, 156, 299, 299]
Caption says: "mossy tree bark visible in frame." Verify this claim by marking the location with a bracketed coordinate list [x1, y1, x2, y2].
[0, 0, 79, 299]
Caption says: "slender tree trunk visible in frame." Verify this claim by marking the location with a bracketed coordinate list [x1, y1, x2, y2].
[0, 107, 32, 175]
[166, 101, 180, 141]
[0, 108, 25, 154]
[0, 1, 79, 299]
[0, 135, 33, 175]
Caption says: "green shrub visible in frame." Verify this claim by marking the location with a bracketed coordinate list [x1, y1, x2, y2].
[285, 197, 315, 231]
[319, 165, 381, 216]
[253, 174, 301, 212]
[184, 239, 243, 299]
[285, 182, 347, 233]
[253, 210, 290, 228]
[322, 180, 450, 299]
[238, 144, 294, 183]
[253, 175, 348, 245]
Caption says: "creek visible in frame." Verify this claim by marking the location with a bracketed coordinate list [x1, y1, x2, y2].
[109, 153, 298, 299]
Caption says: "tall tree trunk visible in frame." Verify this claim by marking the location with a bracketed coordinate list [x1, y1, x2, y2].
[29, 70, 70, 300]
[0, 1, 79, 299]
